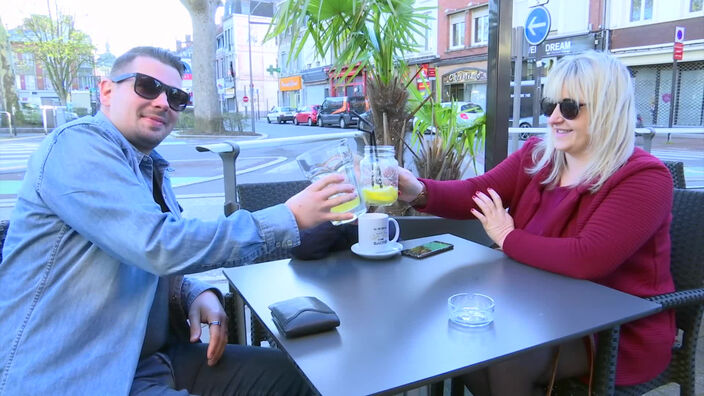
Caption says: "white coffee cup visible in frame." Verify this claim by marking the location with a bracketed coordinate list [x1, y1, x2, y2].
[358, 213, 400, 253]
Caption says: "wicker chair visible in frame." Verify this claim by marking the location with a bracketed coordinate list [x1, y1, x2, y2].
[559, 189, 704, 396]
[663, 161, 686, 189]
[225, 180, 310, 346]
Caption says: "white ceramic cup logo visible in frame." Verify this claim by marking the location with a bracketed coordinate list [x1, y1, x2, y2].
[358, 213, 400, 253]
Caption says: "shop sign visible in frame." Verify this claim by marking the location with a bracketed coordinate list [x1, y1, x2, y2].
[420, 64, 437, 79]
[524, 33, 597, 59]
[279, 76, 302, 91]
[442, 69, 487, 84]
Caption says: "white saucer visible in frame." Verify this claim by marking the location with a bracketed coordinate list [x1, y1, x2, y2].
[351, 242, 403, 260]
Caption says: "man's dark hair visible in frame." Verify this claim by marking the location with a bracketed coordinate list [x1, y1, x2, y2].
[110, 46, 185, 78]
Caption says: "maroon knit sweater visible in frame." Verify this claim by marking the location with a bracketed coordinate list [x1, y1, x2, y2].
[418, 138, 676, 385]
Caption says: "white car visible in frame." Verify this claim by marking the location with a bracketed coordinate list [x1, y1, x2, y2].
[266, 106, 296, 124]
[440, 101, 484, 128]
[509, 115, 549, 140]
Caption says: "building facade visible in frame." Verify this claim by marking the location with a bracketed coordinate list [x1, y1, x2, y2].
[216, 0, 279, 116]
[607, 0, 703, 127]
[436, 0, 490, 108]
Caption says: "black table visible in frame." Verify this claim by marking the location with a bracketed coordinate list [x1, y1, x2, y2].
[223, 234, 660, 396]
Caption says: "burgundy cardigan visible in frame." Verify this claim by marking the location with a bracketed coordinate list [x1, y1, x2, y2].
[418, 138, 676, 385]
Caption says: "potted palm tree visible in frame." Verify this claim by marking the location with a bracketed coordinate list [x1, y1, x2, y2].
[266, 0, 430, 165]
[408, 83, 486, 181]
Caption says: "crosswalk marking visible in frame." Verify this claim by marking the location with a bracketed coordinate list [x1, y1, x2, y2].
[0, 142, 40, 171]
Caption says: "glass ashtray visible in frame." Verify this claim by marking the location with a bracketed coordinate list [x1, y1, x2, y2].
[448, 293, 495, 327]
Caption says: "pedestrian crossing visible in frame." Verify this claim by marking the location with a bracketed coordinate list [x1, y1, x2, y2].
[0, 141, 40, 172]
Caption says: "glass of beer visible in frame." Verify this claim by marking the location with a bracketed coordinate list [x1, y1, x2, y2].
[296, 139, 367, 225]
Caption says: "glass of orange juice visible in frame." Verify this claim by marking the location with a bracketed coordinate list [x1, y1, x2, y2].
[360, 145, 398, 206]
[296, 139, 367, 225]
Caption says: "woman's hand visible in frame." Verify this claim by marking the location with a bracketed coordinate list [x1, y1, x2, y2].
[397, 167, 425, 203]
[285, 173, 357, 230]
[188, 290, 228, 367]
[470, 188, 515, 249]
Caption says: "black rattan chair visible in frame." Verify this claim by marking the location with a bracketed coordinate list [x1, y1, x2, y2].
[224, 180, 310, 346]
[611, 188, 704, 395]
[663, 161, 686, 189]
[560, 188, 704, 396]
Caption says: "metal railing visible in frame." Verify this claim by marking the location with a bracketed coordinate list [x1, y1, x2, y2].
[196, 131, 366, 216]
[507, 126, 703, 153]
[0, 112, 13, 137]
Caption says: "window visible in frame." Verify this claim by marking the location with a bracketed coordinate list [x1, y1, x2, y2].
[472, 8, 489, 46]
[414, 11, 431, 51]
[691, 0, 703, 12]
[449, 13, 465, 50]
[630, 0, 653, 22]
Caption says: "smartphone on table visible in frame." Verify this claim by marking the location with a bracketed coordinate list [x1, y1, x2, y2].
[401, 241, 454, 259]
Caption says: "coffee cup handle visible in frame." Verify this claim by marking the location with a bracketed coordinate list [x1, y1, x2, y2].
[388, 218, 400, 243]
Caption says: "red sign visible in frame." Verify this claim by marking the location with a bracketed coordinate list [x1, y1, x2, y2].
[243, 96, 249, 103]
[420, 64, 437, 79]
[417, 81, 430, 91]
[673, 42, 684, 61]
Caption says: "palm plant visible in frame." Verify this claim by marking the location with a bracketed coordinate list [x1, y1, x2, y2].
[408, 84, 486, 181]
[266, 0, 431, 164]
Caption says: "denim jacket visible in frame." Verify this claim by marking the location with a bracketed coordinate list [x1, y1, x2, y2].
[0, 112, 300, 395]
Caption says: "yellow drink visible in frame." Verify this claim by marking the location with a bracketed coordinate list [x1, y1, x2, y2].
[361, 186, 398, 206]
[331, 196, 362, 213]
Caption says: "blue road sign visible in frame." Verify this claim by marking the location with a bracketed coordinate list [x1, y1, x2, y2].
[524, 6, 551, 46]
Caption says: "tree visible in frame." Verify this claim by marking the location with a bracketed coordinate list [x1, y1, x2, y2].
[0, 17, 21, 119]
[180, 0, 222, 133]
[268, 0, 430, 162]
[18, 14, 94, 106]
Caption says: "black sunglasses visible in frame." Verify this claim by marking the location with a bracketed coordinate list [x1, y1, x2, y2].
[540, 98, 585, 120]
[111, 72, 189, 112]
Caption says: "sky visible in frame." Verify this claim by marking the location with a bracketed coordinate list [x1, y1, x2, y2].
[0, 0, 223, 56]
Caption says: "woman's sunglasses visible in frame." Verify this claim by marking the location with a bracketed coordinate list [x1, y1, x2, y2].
[540, 98, 585, 120]
[111, 72, 190, 112]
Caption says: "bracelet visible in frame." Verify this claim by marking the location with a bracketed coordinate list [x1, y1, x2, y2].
[408, 182, 427, 207]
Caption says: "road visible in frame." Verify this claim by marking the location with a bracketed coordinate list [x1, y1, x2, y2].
[0, 120, 364, 219]
[1, 120, 703, 220]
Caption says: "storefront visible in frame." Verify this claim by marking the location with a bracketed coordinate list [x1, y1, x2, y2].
[301, 67, 329, 106]
[438, 65, 488, 107]
[328, 65, 367, 97]
[279, 75, 302, 107]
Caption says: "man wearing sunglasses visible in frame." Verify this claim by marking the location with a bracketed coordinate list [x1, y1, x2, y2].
[0, 46, 355, 394]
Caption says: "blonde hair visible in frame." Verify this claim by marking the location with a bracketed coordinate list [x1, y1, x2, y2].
[527, 51, 635, 192]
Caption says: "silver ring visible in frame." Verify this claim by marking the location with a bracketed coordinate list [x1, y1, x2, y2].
[209, 321, 221, 326]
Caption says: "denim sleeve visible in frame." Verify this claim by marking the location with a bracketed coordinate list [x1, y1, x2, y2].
[37, 126, 300, 276]
[180, 277, 224, 315]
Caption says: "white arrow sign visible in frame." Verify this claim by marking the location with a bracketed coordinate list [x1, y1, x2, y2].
[527, 17, 547, 36]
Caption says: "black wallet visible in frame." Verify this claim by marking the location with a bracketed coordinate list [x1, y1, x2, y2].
[268, 296, 340, 338]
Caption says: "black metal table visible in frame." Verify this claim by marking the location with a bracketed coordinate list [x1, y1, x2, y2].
[223, 234, 660, 396]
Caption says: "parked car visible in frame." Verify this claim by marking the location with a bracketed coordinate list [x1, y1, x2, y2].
[358, 109, 413, 134]
[317, 96, 367, 128]
[509, 114, 549, 140]
[440, 101, 484, 128]
[293, 105, 320, 126]
[266, 106, 296, 124]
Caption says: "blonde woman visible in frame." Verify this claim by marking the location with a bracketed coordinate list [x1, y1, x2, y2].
[398, 51, 675, 395]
